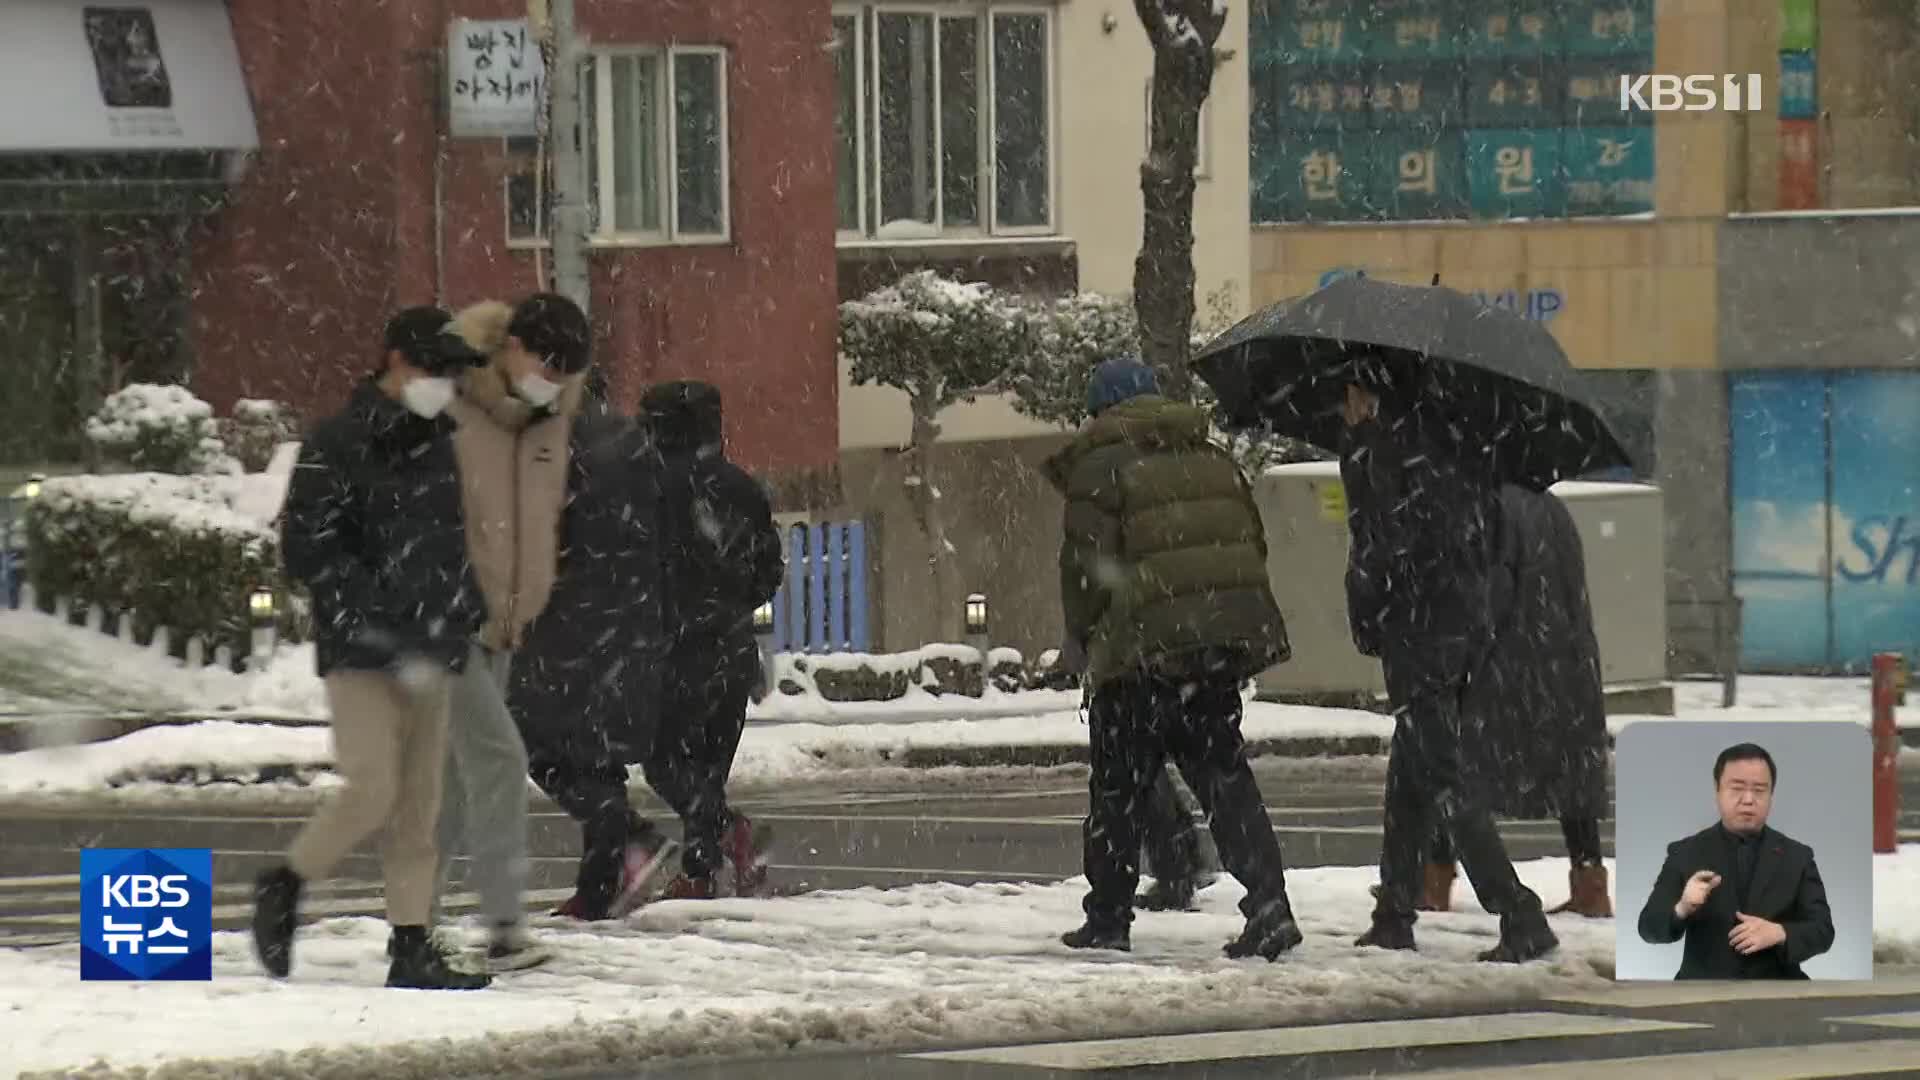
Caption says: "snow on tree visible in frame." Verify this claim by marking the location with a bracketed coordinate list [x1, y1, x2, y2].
[1132, 0, 1230, 403]
[839, 270, 1043, 638]
[1005, 287, 1323, 471]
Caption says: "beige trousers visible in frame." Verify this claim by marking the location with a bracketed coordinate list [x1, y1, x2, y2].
[288, 667, 452, 926]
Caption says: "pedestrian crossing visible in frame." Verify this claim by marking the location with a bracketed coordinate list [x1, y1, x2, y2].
[902, 981, 1920, 1078]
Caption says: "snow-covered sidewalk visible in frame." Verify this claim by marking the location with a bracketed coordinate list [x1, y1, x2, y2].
[7, 850, 1920, 1079]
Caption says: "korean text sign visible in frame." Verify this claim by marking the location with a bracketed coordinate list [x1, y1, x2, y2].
[448, 18, 546, 138]
[81, 848, 212, 981]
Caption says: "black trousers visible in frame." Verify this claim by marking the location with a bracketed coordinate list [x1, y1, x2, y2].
[1082, 670, 1290, 928]
[527, 744, 634, 917]
[1142, 768, 1205, 885]
[1376, 669, 1544, 926]
[1428, 814, 1603, 867]
[642, 634, 758, 880]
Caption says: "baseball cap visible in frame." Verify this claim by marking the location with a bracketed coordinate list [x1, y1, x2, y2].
[384, 306, 486, 375]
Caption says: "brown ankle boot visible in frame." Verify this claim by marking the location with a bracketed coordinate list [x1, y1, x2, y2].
[1418, 862, 1455, 912]
[1546, 864, 1612, 918]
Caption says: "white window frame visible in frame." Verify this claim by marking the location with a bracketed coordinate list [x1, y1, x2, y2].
[1144, 80, 1212, 181]
[985, 5, 1056, 237]
[831, 12, 868, 243]
[499, 46, 729, 247]
[834, 2, 1058, 245]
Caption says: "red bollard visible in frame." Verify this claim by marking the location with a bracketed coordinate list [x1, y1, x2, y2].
[1871, 653, 1902, 854]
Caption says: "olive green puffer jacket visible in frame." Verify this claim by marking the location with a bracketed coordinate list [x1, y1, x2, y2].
[1043, 395, 1290, 687]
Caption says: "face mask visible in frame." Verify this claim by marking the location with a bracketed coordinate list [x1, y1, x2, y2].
[516, 373, 563, 408]
[402, 376, 456, 418]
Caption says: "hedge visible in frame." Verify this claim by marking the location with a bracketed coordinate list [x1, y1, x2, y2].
[24, 473, 303, 655]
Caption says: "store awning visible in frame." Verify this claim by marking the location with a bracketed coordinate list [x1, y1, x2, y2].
[0, 0, 258, 153]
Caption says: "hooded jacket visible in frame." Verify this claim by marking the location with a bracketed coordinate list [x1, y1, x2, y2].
[281, 379, 483, 677]
[444, 300, 589, 650]
[641, 381, 784, 646]
[1043, 394, 1289, 687]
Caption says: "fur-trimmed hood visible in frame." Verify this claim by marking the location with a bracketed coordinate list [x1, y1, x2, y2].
[448, 299, 587, 431]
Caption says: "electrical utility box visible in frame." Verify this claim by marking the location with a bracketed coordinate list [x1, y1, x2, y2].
[1251, 462, 1670, 713]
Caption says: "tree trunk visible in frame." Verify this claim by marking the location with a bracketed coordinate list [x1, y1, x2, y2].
[905, 396, 964, 641]
[1132, 0, 1226, 403]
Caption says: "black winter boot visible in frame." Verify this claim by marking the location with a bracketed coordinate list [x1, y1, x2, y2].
[1355, 909, 1418, 952]
[1060, 921, 1132, 952]
[1223, 899, 1303, 961]
[1480, 911, 1559, 964]
[386, 925, 492, 990]
[251, 865, 302, 978]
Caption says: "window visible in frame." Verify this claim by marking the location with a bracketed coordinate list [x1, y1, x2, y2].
[503, 46, 729, 245]
[833, 5, 1054, 242]
[1144, 81, 1212, 180]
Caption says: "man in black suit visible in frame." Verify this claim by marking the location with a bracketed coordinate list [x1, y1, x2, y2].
[1635, 743, 1836, 979]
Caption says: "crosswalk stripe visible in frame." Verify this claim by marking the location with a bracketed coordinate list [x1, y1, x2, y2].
[1339, 1038, 1920, 1078]
[904, 1013, 1704, 1069]
[1547, 977, 1920, 1008]
[1830, 1011, 1920, 1031]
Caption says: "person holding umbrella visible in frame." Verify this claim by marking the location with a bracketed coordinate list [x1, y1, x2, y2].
[1337, 366, 1559, 963]
[1195, 275, 1636, 962]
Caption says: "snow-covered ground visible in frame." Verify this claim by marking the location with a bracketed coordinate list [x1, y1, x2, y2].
[6, 850, 1919, 1079]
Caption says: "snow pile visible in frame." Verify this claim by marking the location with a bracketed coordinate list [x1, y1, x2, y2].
[0, 858, 1626, 1079]
[0, 720, 332, 794]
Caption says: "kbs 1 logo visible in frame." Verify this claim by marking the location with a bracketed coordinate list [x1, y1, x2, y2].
[81, 849, 213, 981]
[1619, 74, 1764, 113]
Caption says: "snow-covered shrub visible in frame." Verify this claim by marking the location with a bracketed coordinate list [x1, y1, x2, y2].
[23, 473, 300, 655]
[220, 399, 300, 472]
[920, 643, 986, 697]
[987, 647, 1026, 693]
[85, 383, 240, 475]
[791, 652, 917, 702]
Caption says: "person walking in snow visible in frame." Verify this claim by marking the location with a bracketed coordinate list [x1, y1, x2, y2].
[1048, 358, 1302, 960]
[447, 293, 677, 923]
[253, 306, 491, 990]
[1372, 482, 1612, 919]
[637, 380, 784, 899]
[1338, 361, 1559, 964]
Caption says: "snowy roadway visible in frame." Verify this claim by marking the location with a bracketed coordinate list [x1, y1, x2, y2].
[4, 762, 1920, 1078]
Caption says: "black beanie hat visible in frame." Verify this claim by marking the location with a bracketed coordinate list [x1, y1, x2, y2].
[384, 306, 484, 375]
[641, 380, 724, 454]
[507, 292, 592, 374]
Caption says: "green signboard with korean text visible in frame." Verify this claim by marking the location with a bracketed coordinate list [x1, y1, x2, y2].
[1779, 0, 1816, 52]
[1563, 127, 1654, 215]
[1466, 128, 1566, 218]
[1250, 0, 1654, 223]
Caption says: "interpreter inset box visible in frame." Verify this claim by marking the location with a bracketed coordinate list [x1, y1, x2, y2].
[1613, 720, 1872, 981]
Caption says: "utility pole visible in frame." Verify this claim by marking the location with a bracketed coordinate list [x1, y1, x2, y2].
[543, 0, 591, 315]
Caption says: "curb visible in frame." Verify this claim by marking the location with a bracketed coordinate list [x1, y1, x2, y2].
[0, 711, 326, 754]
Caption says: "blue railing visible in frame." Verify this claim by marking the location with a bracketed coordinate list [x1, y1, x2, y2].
[1, 496, 23, 611]
[771, 520, 869, 653]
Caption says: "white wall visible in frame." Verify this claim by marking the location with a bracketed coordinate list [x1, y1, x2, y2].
[838, 2, 1253, 452]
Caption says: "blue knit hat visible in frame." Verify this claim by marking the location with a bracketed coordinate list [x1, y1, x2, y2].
[1086, 358, 1159, 417]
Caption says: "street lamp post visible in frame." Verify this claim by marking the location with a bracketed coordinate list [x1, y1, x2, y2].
[248, 588, 277, 671]
[752, 601, 777, 702]
[964, 592, 990, 658]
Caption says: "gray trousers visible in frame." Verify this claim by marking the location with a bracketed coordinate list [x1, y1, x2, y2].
[431, 643, 531, 927]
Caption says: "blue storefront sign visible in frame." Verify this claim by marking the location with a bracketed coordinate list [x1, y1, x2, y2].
[1731, 370, 1920, 672]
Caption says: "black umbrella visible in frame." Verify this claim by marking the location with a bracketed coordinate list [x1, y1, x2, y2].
[1193, 276, 1635, 488]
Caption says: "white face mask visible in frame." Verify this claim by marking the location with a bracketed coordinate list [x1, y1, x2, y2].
[516, 373, 563, 408]
[402, 376, 456, 418]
